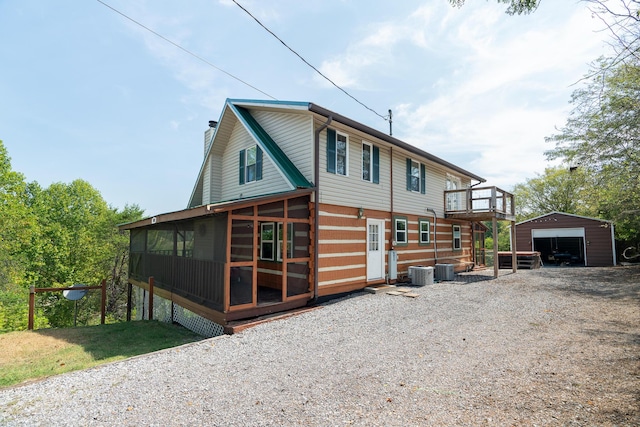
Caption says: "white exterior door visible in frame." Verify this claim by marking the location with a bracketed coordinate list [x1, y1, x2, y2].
[367, 219, 385, 280]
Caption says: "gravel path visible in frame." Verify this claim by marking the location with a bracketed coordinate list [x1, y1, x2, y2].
[1, 267, 639, 426]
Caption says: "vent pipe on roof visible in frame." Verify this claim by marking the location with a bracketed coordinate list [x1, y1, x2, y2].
[204, 121, 218, 156]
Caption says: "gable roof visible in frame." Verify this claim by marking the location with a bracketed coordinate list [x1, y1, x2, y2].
[516, 211, 613, 226]
[230, 99, 486, 183]
[189, 98, 486, 209]
[228, 103, 312, 189]
[187, 99, 312, 208]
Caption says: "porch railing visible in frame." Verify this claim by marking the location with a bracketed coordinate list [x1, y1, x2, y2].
[130, 253, 225, 311]
[444, 186, 515, 219]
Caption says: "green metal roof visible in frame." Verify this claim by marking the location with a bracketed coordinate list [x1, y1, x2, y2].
[228, 101, 313, 189]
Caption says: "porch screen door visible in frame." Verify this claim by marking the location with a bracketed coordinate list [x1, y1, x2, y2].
[367, 219, 384, 280]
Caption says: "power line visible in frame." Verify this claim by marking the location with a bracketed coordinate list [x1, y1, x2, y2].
[231, 0, 390, 122]
[95, 0, 276, 100]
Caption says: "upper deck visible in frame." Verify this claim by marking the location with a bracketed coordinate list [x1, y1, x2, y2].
[444, 186, 516, 222]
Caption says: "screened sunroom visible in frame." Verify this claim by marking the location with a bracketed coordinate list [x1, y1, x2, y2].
[121, 190, 313, 325]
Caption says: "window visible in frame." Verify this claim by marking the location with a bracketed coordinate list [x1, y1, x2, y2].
[336, 133, 348, 175]
[394, 217, 408, 245]
[260, 223, 275, 260]
[453, 225, 462, 251]
[362, 142, 380, 183]
[239, 145, 263, 184]
[406, 158, 425, 193]
[260, 222, 293, 261]
[326, 129, 348, 176]
[419, 219, 430, 245]
[446, 175, 462, 211]
[246, 146, 257, 182]
[277, 222, 294, 261]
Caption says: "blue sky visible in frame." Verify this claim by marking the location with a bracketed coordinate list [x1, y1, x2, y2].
[0, 1, 609, 216]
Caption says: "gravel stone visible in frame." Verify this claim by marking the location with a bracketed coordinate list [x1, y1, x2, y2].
[1, 266, 638, 426]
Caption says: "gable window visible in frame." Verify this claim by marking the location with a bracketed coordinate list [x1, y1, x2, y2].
[394, 216, 408, 246]
[239, 145, 263, 185]
[453, 225, 462, 251]
[362, 142, 380, 183]
[406, 158, 426, 194]
[326, 129, 348, 176]
[419, 219, 430, 245]
[260, 223, 275, 260]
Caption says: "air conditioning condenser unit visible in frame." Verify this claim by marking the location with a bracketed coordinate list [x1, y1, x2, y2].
[435, 264, 455, 281]
[408, 266, 434, 286]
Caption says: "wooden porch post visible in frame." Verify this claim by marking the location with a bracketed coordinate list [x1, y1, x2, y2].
[148, 276, 154, 321]
[126, 282, 132, 321]
[28, 286, 35, 330]
[100, 279, 106, 325]
[493, 216, 499, 278]
[510, 220, 517, 273]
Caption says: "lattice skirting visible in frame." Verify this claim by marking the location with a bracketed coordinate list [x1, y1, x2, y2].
[134, 287, 224, 337]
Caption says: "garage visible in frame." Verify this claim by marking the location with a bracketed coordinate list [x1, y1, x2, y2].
[531, 228, 586, 266]
[515, 212, 616, 267]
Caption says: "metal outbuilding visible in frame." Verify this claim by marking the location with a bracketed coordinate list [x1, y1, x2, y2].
[515, 212, 616, 267]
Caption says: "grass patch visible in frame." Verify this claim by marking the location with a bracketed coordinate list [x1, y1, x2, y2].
[0, 321, 203, 388]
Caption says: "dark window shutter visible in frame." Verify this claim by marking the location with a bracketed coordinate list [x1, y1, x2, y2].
[372, 146, 380, 184]
[239, 149, 246, 185]
[326, 129, 336, 173]
[406, 158, 412, 191]
[420, 163, 426, 194]
[256, 146, 263, 181]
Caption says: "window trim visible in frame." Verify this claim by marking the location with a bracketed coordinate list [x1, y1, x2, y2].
[362, 141, 372, 182]
[418, 218, 431, 246]
[246, 146, 257, 183]
[335, 131, 349, 176]
[452, 224, 462, 251]
[393, 216, 408, 246]
[260, 222, 294, 261]
[409, 159, 420, 192]
[240, 145, 262, 185]
[406, 158, 426, 194]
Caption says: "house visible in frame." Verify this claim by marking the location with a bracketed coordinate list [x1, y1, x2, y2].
[515, 212, 616, 267]
[119, 99, 516, 334]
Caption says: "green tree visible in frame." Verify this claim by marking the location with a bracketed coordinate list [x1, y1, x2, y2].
[484, 221, 513, 251]
[22, 180, 141, 327]
[512, 166, 592, 221]
[546, 58, 640, 244]
[449, 0, 539, 15]
[0, 141, 39, 332]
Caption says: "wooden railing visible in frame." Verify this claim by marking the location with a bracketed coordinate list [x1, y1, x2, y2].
[130, 253, 225, 311]
[444, 186, 515, 220]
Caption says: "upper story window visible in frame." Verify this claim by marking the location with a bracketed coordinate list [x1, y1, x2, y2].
[239, 145, 263, 185]
[362, 142, 380, 183]
[406, 158, 425, 194]
[326, 129, 348, 176]
[446, 174, 462, 211]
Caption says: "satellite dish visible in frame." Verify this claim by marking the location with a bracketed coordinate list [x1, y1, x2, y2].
[63, 284, 88, 301]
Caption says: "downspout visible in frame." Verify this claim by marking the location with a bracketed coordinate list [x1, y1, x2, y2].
[426, 208, 438, 264]
[311, 115, 332, 302]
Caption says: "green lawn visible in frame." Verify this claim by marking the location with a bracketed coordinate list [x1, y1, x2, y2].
[0, 321, 204, 388]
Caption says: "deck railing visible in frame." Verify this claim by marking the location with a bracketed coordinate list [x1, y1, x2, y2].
[444, 186, 515, 219]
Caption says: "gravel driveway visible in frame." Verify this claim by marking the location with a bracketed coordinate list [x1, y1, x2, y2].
[1, 267, 638, 426]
